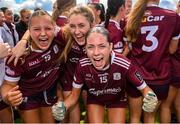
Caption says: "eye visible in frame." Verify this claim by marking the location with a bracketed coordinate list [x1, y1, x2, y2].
[78, 24, 85, 28]
[69, 24, 76, 29]
[33, 28, 40, 31]
[45, 27, 53, 31]
[99, 44, 106, 49]
[86, 45, 94, 50]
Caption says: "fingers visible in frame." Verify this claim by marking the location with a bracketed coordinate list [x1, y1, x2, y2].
[7, 86, 23, 106]
[52, 101, 66, 121]
[14, 57, 19, 66]
[0, 43, 11, 58]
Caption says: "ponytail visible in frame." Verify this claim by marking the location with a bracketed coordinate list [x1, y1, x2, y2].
[125, 0, 148, 42]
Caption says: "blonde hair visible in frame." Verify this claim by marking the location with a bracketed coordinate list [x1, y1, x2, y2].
[58, 5, 94, 63]
[125, 0, 148, 42]
[177, 0, 180, 14]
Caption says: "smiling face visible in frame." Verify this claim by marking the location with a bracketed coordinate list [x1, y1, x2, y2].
[29, 14, 55, 51]
[0, 11, 5, 26]
[68, 14, 91, 46]
[4, 9, 14, 23]
[86, 31, 112, 71]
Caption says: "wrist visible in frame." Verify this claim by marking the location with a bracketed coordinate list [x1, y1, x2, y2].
[2, 95, 10, 105]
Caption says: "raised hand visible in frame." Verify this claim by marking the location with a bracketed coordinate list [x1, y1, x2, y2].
[0, 43, 11, 59]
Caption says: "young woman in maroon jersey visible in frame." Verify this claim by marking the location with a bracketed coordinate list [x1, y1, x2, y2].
[58, 5, 95, 123]
[52, 26, 158, 123]
[125, 0, 180, 123]
[0, 10, 66, 123]
[104, 0, 129, 56]
[7, 5, 95, 123]
[160, 1, 180, 122]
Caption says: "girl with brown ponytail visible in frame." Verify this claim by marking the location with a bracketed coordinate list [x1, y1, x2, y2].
[125, 0, 180, 123]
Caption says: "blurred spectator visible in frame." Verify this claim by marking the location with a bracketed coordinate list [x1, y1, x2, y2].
[125, 0, 132, 15]
[88, 2, 105, 25]
[16, 8, 31, 39]
[0, 7, 19, 47]
[13, 13, 20, 23]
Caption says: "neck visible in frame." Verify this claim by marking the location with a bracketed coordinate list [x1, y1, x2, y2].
[110, 15, 120, 23]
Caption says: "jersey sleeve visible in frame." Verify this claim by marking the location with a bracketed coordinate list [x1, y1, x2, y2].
[172, 14, 180, 40]
[4, 59, 23, 83]
[126, 64, 147, 90]
[72, 61, 84, 89]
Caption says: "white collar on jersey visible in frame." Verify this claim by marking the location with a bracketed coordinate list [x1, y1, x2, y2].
[109, 19, 121, 30]
[58, 15, 67, 19]
[147, 4, 158, 7]
[30, 45, 44, 53]
[111, 51, 115, 64]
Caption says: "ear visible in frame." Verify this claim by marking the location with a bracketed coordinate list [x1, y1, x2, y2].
[110, 42, 113, 52]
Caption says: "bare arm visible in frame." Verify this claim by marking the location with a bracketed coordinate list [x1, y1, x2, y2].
[64, 87, 81, 110]
[169, 39, 179, 54]
[52, 87, 81, 121]
[8, 30, 30, 66]
[1, 80, 23, 107]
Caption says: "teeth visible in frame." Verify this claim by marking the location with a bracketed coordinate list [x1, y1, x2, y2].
[94, 58, 102, 61]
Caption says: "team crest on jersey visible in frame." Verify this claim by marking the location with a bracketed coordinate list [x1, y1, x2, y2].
[135, 71, 143, 82]
[6, 66, 15, 76]
[86, 74, 92, 78]
[53, 44, 59, 54]
[113, 73, 121, 80]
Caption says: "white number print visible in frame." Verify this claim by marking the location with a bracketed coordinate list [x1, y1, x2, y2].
[100, 76, 108, 83]
[141, 26, 158, 52]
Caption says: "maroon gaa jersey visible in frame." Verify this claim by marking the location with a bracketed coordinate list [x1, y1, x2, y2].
[72, 51, 147, 103]
[128, 5, 180, 85]
[56, 15, 68, 27]
[60, 42, 85, 90]
[4, 32, 65, 96]
[107, 20, 124, 53]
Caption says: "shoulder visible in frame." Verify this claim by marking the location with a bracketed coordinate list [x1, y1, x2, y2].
[111, 51, 131, 70]
[79, 57, 92, 67]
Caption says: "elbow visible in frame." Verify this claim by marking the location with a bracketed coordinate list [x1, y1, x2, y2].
[169, 48, 177, 54]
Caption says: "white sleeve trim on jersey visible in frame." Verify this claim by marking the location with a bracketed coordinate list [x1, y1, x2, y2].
[4, 75, 20, 82]
[136, 81, 147, 90]
[114, 49, 123, 53]
[72, 81, 83, 89]
[172, 33, 180, 40]
[111, 51, 116, 64]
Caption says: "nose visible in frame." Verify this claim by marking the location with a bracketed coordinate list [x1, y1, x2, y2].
[74, 27, 80, 35]
[93, 47, 100, 56]
[40, 29, 46, 36]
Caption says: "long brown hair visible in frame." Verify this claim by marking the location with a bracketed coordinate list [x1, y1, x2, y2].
[125, 0, 148, 42]
[51, 0, 75, 21]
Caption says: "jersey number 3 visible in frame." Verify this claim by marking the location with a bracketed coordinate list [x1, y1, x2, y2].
[141, 25, 158, 52]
